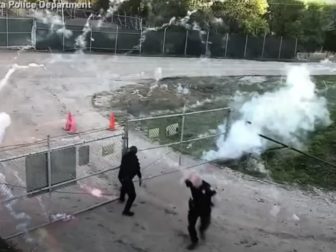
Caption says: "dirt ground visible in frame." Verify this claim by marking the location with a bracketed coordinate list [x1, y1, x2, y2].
[1, 51, 336, 251]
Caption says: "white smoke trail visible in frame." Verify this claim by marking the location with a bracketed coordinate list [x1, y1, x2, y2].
[0, 63, 44, 144]
[32, 10, 73, 39]
[12, 170, 49, 220]
[138, 10, 198, 48]
[75, 14, 94, 50]
[96, 0, 128, 28]
[0, 113, 11, 144]
[0, 63, 45, 92]
[0, 173, 33, 242]
[107, 0, 128, 15]
[204, 66, 331, 161]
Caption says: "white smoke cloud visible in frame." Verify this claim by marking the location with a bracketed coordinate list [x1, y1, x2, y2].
[204, 66, 331, 161]
[75, 14, 94, 50]
[33, 10, 73, 39]
[0, 173, 33, 241]
[108, 0, 128, 14]
[0, 63, 44, 144]
[0, 113, 11, 144]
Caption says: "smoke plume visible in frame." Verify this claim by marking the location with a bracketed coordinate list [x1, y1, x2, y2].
[33, 10, 73, 39]
[0, 113, 11, 144]
[204, 66, 331, 161]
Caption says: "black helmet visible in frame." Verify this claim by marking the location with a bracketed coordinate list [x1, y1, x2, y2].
[129, 146, 138, 154]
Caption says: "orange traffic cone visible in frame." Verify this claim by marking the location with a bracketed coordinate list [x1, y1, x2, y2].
[64, 112, 72, 131]
[108, 112, 116, 131]
[68, 115, 77, 134]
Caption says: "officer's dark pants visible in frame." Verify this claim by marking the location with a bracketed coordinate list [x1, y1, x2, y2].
[119, 179, 136, 213]
[188, 206, 211, 243]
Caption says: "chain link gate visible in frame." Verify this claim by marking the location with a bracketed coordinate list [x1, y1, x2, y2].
[0, 130, 126, 239]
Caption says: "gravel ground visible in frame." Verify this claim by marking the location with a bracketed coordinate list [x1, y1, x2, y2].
[0, 51, 336, 251]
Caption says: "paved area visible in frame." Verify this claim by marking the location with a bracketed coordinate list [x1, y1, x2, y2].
[0, 51, 336, 251]
[10, 157, 336, 252]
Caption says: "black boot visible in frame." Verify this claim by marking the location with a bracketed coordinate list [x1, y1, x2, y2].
[200, 230, 206, 240]
[186, 241, 198, 250]
[122, 211, 134, 217]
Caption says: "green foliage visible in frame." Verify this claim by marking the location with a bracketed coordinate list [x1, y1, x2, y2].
[92, 0, 110, 11]
[114, 0, 336, 47]
[118, 0, 149, 17]
[262, 101, 336, 190]
[145, 0, 190, 26]
[211, 0, 269, 35]
[268, 0, 306, 37]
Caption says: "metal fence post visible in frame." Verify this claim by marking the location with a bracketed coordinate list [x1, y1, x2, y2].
[294, 38, 298, 58]
[224, 109, 231, 140]
[6, 9, 8, 48]
[179, 105, 186, 166]
[115, 26, 119, 55]
[162, 27, 167, 54]
[224, 33, 229, 57]
[261, 33, 266, 58]
[31, 18, 36, 49]
[47, 135, 52, 193]
[278, 36, 283, 59]
[244, 34, 248, 58]
[62, 5, 65, 51]
[205, 29, 210, 56]
[184, 30, 189, 56]
[139, 18, 143, 55]
[89, 29, 93, 53]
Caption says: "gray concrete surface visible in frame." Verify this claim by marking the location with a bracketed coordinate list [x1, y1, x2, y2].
[0, 51, 336, 251]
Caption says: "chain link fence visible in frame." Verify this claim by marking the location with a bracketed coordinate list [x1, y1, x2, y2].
[127, 107, 231, 164]
[0, 16, 33, 48]
[0, 8, 325, 58]
[0, 130, 125, 239]
[0, 14, 317, 60]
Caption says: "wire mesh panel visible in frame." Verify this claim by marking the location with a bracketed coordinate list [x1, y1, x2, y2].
[164, 27, 186, 55]
[129, 115, 183, 146]
[0, 132, 124, 239]
[208, 32, 226, 58]
[298, 39, 321, 53]
[245, 36, 263, 59]
[226, 34, 245, 58]
[181, 109, 229, 157]
[8, 18, 32, 46]
[65, 30, 86, 51]
[0, 18, 6, 31]
[25, 152, 48, 192]
[117, 30, 141, 52]
[280, 38, 296, 59]
[8, 18, 32, 32]
[91, 30, 116, 51]
[0, 17, 6, 46]
[77, 133, 123, 176]
[35, 22, 63, 50]
[1, 16, 305, 59]
[51, 147, 76, 186]
[264, 35, 281, 59]
[8, 33, 31, 46]
[142, 30, 164, 54]
[78, 145, 90, 166]
[0, 34, 5, 46]
[186, 30, 203, 56]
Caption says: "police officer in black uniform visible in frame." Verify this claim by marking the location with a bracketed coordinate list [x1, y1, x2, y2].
[118, 146, 142, 216]
[185, 175, 216, 250]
